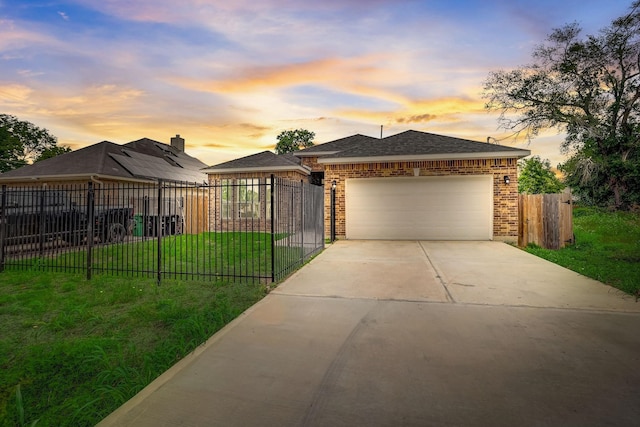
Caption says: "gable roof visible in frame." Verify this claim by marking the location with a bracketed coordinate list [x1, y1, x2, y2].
[0, 137, 208, 183]
[202, 151, 310, 175]
[317, 130, 530, 164]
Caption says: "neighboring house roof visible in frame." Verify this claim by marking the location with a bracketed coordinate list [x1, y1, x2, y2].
[0, 137, 209, 183]
[316, 130, 531, 164]
[293, 134, 379, 156]
[203, 151, 310, 175]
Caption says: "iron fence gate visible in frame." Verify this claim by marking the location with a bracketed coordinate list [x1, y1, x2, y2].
[0, 177, 324, 284]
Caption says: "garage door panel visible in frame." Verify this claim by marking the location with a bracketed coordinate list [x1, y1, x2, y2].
[345, 176, 492, 240]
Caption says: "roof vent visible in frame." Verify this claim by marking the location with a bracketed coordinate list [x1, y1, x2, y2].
[171, 134, 185, 152]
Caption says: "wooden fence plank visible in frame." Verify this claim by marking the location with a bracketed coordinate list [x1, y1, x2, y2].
[518, 191, 573, 249]
[518, 194, 527, 247]
[559, 189, 574, 245]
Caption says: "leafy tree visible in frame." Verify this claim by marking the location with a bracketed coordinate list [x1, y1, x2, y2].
[35, 145, 72, 163]
[0, 125, 27, 172]
[557, 153, 611, 206]
[482, 2, 640, 209]
[518, 156, 565, 194]
[0, 114, 63, 172]
[275, 129, 315, 154]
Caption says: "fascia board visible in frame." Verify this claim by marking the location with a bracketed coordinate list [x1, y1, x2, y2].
[293, 151, 339, 157]
[317, 150, 531, 164]
[0, 173, 156, 184]
[202, 165, 310, 175]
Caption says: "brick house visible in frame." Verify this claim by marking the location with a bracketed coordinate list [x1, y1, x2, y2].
[0, 135, 210, 234]
[0, 135, 207, 187]
[203, 151, 310, 231]
[207, 130, 531, 242]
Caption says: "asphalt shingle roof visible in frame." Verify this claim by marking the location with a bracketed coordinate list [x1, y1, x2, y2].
[203, 130, 529, 172]
[294, 134, 378, 154]
[205, 151, 305, 170]
[321, 130, 530, 159]
[0, 138, 208, 183]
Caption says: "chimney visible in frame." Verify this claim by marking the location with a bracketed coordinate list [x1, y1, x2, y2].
[171, 134, 185, 152]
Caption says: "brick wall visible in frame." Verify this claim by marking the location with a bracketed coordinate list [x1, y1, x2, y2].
[207, 171, 308, 232]
[323, 158, 519, 241]
[300, 156, 323, 172]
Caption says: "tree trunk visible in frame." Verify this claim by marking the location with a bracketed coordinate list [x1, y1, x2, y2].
[611, 178, 623, 208]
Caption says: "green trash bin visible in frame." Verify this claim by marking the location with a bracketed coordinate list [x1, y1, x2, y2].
[133, 214, 144, 237]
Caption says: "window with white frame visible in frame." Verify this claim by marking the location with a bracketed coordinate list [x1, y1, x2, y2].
[237, 178, 260, 218]
[221, 178, 262, 219]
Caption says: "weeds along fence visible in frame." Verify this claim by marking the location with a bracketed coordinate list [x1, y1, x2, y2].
[0, 177, 324, 284]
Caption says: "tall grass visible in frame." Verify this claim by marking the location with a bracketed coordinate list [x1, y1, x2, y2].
[524, 207, 640, 295]
[0, 271, 267, 426]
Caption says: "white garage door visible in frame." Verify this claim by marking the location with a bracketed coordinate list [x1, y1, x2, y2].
[345, 175, 493, 240]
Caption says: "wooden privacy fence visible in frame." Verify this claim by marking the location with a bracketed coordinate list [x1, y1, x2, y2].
[519, 190, 573, 249]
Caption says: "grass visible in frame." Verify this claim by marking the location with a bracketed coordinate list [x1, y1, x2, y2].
[524, 206, 640, 295]
[4, 231, 310, 283]
[0, 271, 268, 426]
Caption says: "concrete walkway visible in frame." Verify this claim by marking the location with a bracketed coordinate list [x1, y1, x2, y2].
[98, 241, 640, 427]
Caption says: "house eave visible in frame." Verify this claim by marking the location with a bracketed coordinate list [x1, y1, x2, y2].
[203, 165, 311, 175]
[317, 151, 531, 164]
[0, 173, 157, 184]
[293, 151, 339, 157]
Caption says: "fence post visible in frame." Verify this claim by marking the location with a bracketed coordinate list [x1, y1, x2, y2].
[157, 180, 163, 285]
[0, 185, 6, 273]
[561, 189, 574, 245]
[300, 180, 304, 263]
[270, 175, 275, 283]
[86, 182, 95, 280]
[38, 187, 46, 259]
[330, 180, 336, 242]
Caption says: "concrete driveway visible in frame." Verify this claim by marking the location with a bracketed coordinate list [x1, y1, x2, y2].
[99, 241, 640, 427]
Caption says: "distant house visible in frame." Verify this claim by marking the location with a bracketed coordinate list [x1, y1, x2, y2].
[205, 130, 530, 242]
[0, 135, 207, 186]
[0, 135, 210, 234]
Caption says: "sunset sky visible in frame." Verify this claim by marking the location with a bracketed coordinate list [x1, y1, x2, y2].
[0, 0, 632, 167]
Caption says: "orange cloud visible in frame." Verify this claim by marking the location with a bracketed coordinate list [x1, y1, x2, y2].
[336, 95, 484, 126]
[169, 55, 403, 99]
[0, 84, 34, 105]
[396, 113, 436, 124]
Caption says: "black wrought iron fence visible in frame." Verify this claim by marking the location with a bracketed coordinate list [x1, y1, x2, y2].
[0, 177, 324, 284]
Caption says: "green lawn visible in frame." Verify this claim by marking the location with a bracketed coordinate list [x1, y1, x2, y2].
[524, 207, 640, 295]
[0, 272, 267, 427]
[6, 210, 635, 425]
[0, 231, 316, 426]
[5, 232, 296, 283]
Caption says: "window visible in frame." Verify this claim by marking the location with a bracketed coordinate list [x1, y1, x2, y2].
[265, 178, 272, 220]
[221, 178, 262, 219]
[237, 179, 260, 218]
[221, 179, 232, 220]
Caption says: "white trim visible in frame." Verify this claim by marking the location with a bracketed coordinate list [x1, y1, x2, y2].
[293, 151, 340, 157]
[0, 173, 157, 184]
[203, 165, 310, 175]
[318, 150, 530, 164]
